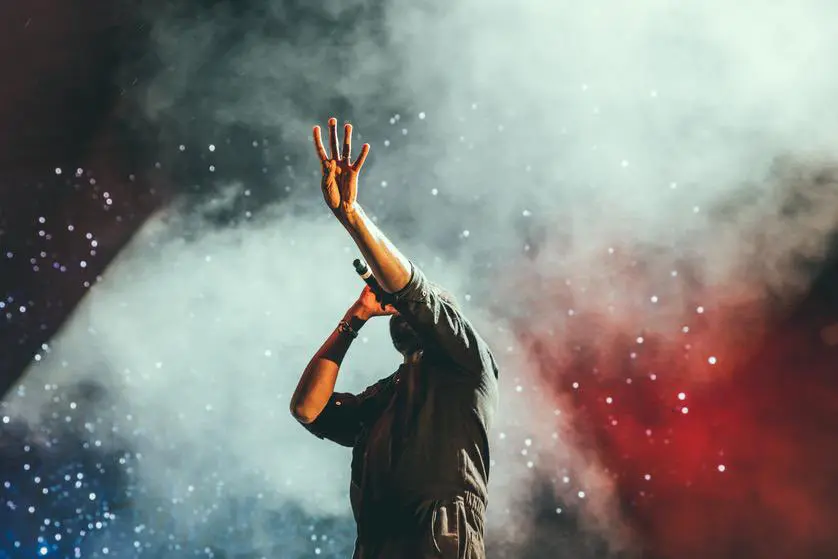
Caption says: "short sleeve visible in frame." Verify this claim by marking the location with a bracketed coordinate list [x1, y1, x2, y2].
[300, 374, 397, 447]
[301, 392, 363, 447]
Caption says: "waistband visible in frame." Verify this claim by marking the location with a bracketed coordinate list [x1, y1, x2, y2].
[359, 490, 486, 540]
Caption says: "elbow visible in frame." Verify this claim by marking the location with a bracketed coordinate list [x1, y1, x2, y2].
[289, 401, 318, 424]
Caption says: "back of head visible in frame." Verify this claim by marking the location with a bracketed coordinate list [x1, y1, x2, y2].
[389, 283, 460, 357]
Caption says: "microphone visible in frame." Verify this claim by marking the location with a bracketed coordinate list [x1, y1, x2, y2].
[353, 258, 392, 304]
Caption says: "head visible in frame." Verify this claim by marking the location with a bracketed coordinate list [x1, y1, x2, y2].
[388, 285, 459, 358]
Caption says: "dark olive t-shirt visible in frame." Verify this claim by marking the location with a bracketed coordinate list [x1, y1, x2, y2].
[302, 263, 499, 541]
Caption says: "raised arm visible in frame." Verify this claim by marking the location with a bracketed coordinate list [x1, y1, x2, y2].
[312, 118, 496, 374]
[313, 117, 412, 293]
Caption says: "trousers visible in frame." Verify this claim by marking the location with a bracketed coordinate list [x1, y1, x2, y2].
[353, 492, 486, 559]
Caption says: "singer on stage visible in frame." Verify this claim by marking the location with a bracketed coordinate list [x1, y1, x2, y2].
[290, 118, 500, 559]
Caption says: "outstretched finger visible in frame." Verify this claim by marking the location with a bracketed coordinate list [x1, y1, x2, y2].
[342, 123, 352, 162]
[353, 143, 370, 172]
[312, 126, 328, 162]
[328, 118, 341, 160]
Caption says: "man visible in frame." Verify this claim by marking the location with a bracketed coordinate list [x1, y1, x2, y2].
[290, 118, 500, 558]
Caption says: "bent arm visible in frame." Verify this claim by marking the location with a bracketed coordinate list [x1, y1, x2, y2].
[289, 306, 367, 423]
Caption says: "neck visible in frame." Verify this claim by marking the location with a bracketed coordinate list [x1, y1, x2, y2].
[403, 350, 423, 364]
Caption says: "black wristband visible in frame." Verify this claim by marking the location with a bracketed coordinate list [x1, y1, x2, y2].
[338, 319, 359, 339]
[347, 315, 367, 331]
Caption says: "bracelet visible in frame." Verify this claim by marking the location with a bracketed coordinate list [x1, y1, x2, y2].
[337, 319, 359, 339]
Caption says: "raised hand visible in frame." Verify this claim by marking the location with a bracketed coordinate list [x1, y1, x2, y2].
[313, 117, 370, 222]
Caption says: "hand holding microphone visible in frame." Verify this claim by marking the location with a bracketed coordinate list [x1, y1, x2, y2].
[352, 258, 397, 318]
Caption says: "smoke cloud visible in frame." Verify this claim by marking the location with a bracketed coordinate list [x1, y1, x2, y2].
[5, 0, 838, 556]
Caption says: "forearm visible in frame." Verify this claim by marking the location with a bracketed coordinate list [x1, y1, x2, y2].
[290, 307, 367, 423]
[343, 204, 412, 294]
